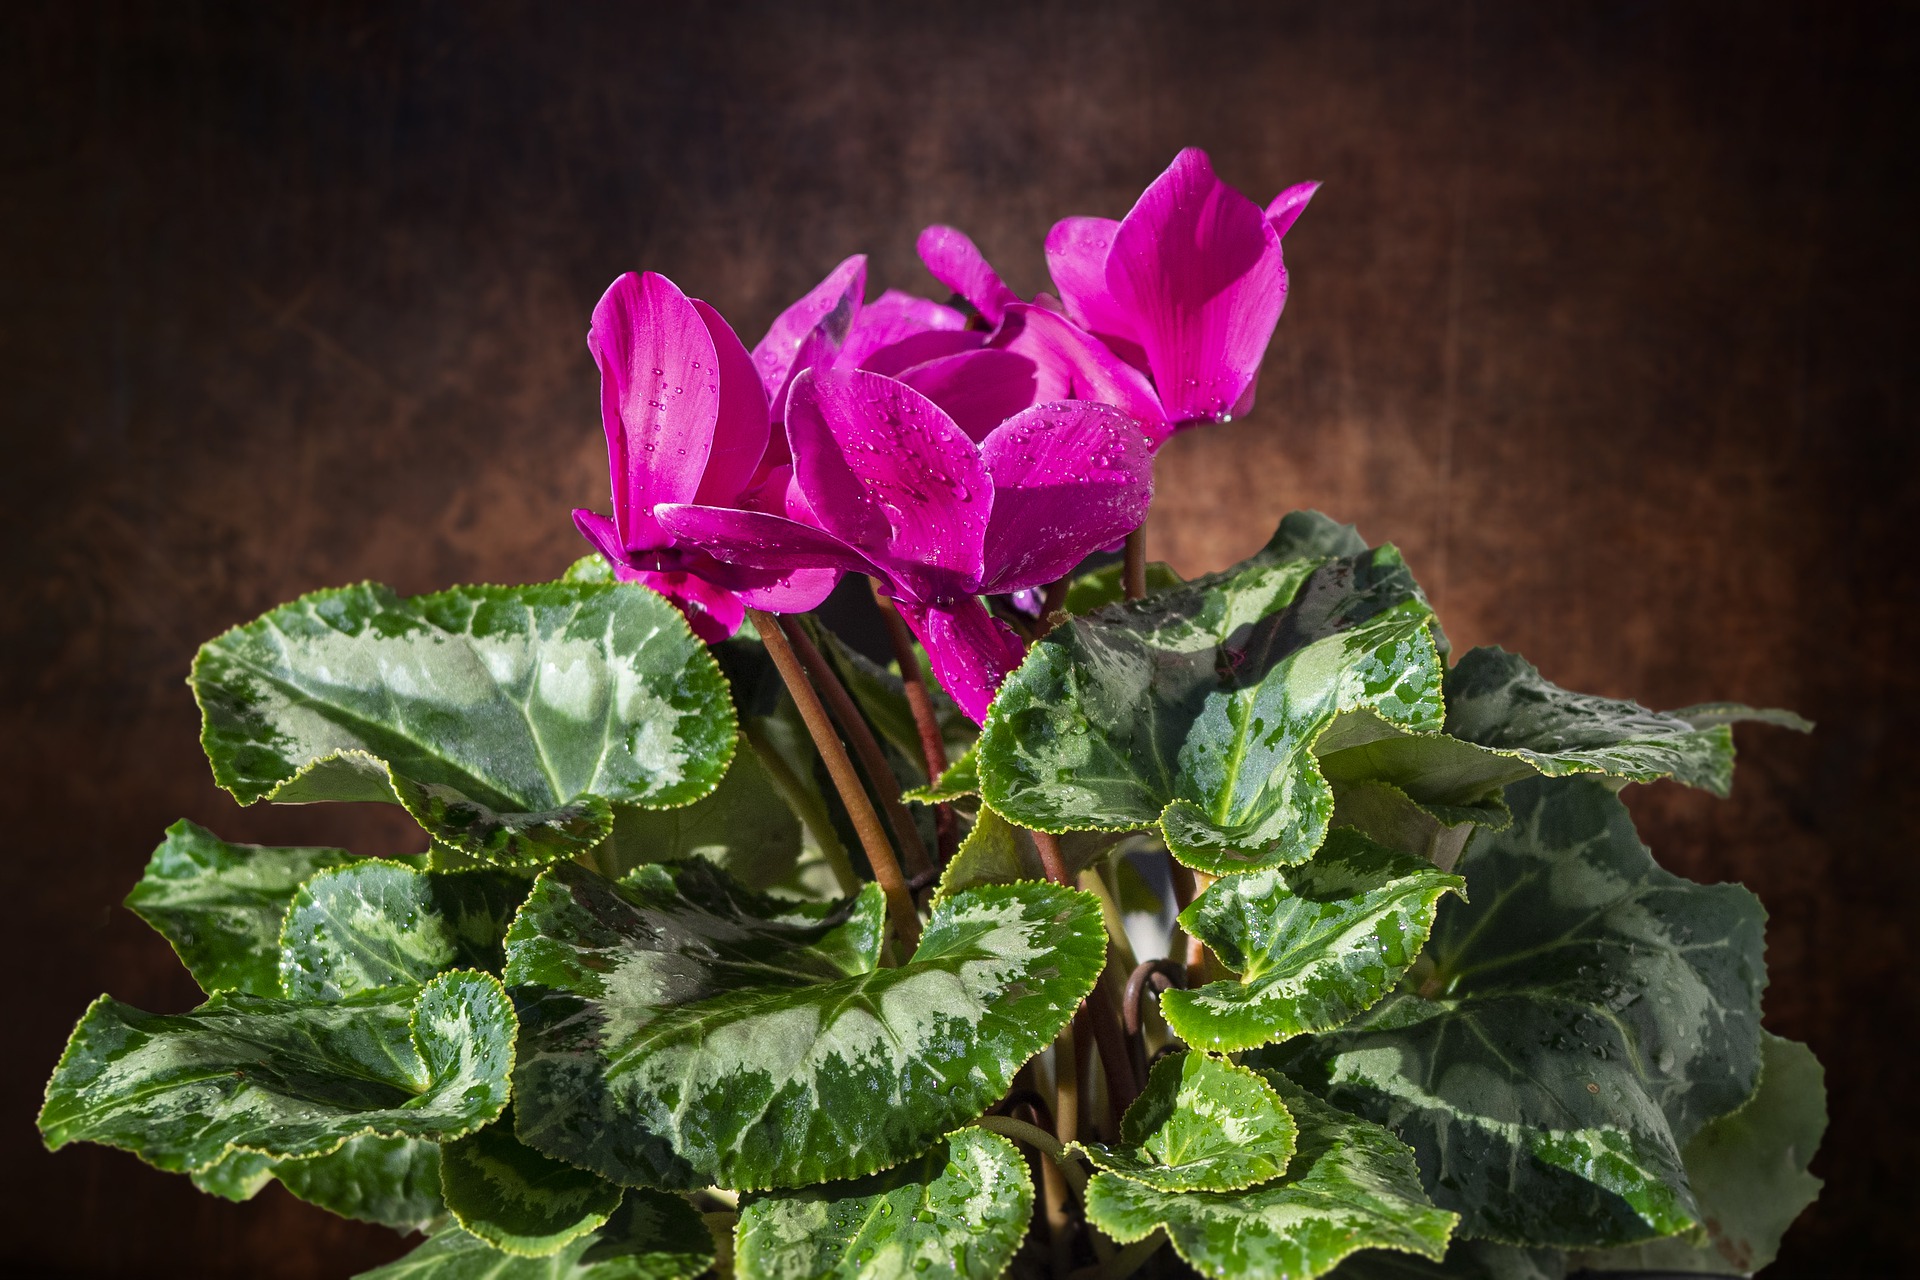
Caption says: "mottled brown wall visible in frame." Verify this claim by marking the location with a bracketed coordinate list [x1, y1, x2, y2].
[3, 2, 1914, 1274]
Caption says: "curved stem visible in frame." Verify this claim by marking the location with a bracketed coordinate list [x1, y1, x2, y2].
[1122, 527, 1147, 601]
[869, 581, 959, 866]
[780, 615, 935, 880]
[746, 609, 920, 952]
[971, 1115, 1089, 1203]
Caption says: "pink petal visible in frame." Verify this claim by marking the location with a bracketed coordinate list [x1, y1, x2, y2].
[1106, 148, 1289, 424]
[785, 368, 990, 604]
[751, 255, 867, 404]
[841, 289, 968, 368]
[589, 272, 719, 549]
[916, 225, 1020, 325]
[898, 348, 1043, 443]
[977, 401, 1155, 594]
[859, 328, 985, 377]
[734, 567, 842, 614]
[655, 503, 877, 576]
[572, 508, 626, 565]
[991, 304, 1170, 441]
[1045, 216, 1140, 353]
[1265, 181, 1321, 239]
[624, 568, 746, 642]
[894, 596, 1027, 725]
[689, 299, 772, 506]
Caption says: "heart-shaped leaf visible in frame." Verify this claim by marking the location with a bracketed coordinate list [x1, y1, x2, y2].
[1569, 1032, 1826, 1276]
[507, 862, 1105, 1189]
[735, 1126, 1032, 1278]
[126, 820, 355, 996]
[1161, 829, 1464, 1053]
[978, 512, 1445, 873]
[1264, 777, 1767, 1247]
[1086, 1075, 1456, 1279]
[192, 581, 736, 866]
[39, 970, 515, 1172]
[280, 860, 529, 999]
[1077, 1051, 1298, 1193]
[356, 1190, 712, 1280]
[441, 1111, 623, 1256]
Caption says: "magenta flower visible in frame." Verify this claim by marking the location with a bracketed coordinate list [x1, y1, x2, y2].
[571, 271, 841, 641]
[657, 367, 1154, 722]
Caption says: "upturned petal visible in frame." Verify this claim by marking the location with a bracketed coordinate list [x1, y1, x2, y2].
[977, 401, 1154, 594]
[991, 304, 1170, 441]
[898, 348, 1043, 442]
[916, 225, 1020, 325]
[785, 367, 990, 604]
[894, 595, 1027, 725]
[1044, 216, 1141, 359]
[750, 255, 867, 405]
[841, 289, 968, 368]
[1265, 180, 1321, 238]
[859, 327, 985, 377]
[589, 272, 720, 549]
[1105, 148, 1288, 424]
[688, 299, 771, 505]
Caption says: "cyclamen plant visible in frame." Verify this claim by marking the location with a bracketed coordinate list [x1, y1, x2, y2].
[40, 149, 1827, 1280]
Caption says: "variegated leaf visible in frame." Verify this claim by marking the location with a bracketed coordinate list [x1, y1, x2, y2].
[905, 742, 979, 804]
[39, 970, 514, 1172]
[356, 1190, 712, 1279]
[125, 819, 354, 996]
[190, 1148, 279, 1201]
[280, 860, 528, 999]
[441, 1111, 623, 1256]
[192, 581, 736, 866]
[1077, 1051, 1298, 1193]
[735, 1126, 1031, 1278]
[1161, 830, 1464, 1053]
[507, 862, 1105, 1189]
[978, 512, 1446, 873]
[1265, 777, 1767, 1247]
[932, 805, 1125, 901]
[1086, 1076, 1456, 1279]
[277, 1134, 446, 1231]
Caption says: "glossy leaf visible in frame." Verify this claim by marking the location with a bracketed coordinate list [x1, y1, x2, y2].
[1265, 777, 1767, 1246]
[1327, 780, 1508, 874]
[1569, 1032, 1826, 1275]
[190, 1148, 278, 1201]
[126, 819, 354, 996]
[905, 742, 979, 804]
[1161, 829, 1464, 1052]
[932, 804, 1125, 901]
[192, 581, 736, 866]
[1062, 559, 1186, 614]
[507, 863, 1105, 1189]
[734, 1126, 1032, 1278]
[277, 1135, 446, 1231]
[357, 1190, 713, 1280]
[39, 970, 515, 1172]
[1441, 647, 1810, 798]
[281, 861, 528, 999]
[1078, 1051, 1298, 1193]
[442, 1111, 624, 1256]
[979, 512, 1445, 873]
[1086, 1077, 1456, 1279]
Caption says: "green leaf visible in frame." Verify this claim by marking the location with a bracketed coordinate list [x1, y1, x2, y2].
[735, 1126, 1032, 1278]
[507, 863, 1105, 1189]
[190, 1148, 279, 1201]
[1328, 779, 1508, 873]
[1569, 1032, 1826, 1275]
[905, 742, 979, 804]
[357, 1190, 713, 1280]
[192, 581, 736, 866]
[277, 1135, 446, 1231]
[1086, 1076, 1456, 1280]
[932, 805, 1125, 902]
[1264, 776, 1767, 1246]
[442, 1111, 624, 1256]
[1062, 560, 1186, 614]
[561, 555, 615, 585]
[1441, 647, 1810, 798]
[1078, 1051, 1298, 1193]
[126, 819, 355, 997]
[39, 970, 515, 1172]
[1161, 830, 1465, 1053]
[281, 860, 529, 999]
[1328, 1239, 1567, 1278]
[978, 512, 1446, 873]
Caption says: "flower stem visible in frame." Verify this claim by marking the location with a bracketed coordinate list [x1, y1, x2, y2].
[778, 615, 935, 881]
[1122, 527, 1147, 601]
[746, 608, 920, 952]
[869, 580, 958, 865]
[1049, 1025, 1081, 1276]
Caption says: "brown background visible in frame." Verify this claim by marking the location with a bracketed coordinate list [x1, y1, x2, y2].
[3, 2, 1914, 1274]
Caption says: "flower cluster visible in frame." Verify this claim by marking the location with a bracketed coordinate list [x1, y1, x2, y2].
[573, 148, 1313, 721]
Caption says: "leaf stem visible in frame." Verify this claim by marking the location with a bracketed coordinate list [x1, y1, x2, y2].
[746, 609, 920, 952]
[780, 615, 935, 881]
[1080, 959, 1142, 1123]
[1122, 527, 1147, 601]
[869, 580, 959, 866]
[1032, 830, 1071, 884]
[1049, 1025, 1081, 1275]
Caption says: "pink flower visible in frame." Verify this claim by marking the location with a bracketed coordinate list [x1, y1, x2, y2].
[658, 368, 1154, 722]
